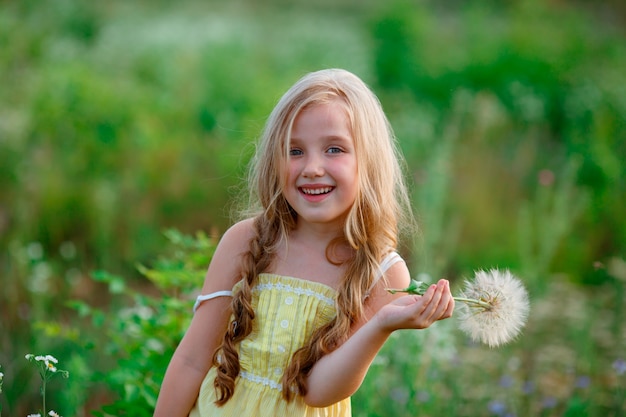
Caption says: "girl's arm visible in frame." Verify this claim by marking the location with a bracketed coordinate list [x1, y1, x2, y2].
[153, 219, 255, 417]
[304, 263, 454, 407]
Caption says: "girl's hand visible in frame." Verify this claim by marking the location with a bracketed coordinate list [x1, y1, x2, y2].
[375, 279, 454, 332]
[305, 278, 453, 407]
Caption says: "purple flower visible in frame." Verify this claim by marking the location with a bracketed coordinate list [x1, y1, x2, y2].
[389, 387, 409, 404]
[499, 375, 514, 388]
[541, 397, 557, 409]
[613, 359, 626, 376]
[415, 390, 430, 403]
[488, 400, 507, 416]
[575, 375, 591, 389]
[522, 380, 535, 395]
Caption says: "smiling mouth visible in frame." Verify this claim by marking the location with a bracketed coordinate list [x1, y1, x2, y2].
[300, 186, 333, 195]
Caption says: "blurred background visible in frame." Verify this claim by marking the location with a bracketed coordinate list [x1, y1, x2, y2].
[0, 0, 624, 416]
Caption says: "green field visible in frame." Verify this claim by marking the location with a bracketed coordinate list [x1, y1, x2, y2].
[1, 1, 624, 416]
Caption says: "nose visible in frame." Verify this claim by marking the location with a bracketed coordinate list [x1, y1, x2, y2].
[302, 153, 324, 178]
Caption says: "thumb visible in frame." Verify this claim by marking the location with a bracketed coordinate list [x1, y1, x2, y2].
[390, 294, 422, 307]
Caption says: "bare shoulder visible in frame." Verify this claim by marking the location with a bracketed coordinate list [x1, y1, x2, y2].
[360, 258, 411, 322]
[220, 218, 256, 247]
[200, 218, 256, 293]
[383, 258, 411, 290]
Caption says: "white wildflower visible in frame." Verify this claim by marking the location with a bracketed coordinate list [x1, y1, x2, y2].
[456, 269, 530, 348]
[44, 355, 58, 372]
[45, 355, 58, 364]
[49, 411, 62, 417]
[32, 354, 59, 372]
[27, 414, 42, 417]
[26, 353, 68, 376]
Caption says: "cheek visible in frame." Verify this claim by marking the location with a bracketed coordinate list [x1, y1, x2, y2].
[343, 160, 358, 187]
[287, 162, 299, 183]
[349, 165, 360, 201]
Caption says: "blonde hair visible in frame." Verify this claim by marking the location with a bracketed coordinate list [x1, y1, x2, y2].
[213, 68, 414, 404]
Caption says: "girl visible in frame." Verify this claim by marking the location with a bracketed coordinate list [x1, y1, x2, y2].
[154, 68, 454, 417]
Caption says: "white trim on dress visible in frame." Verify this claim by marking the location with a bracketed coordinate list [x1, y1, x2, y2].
[193, 290, 233, 313]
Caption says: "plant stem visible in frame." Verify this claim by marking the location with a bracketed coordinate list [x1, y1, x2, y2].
[385, 288, 492, 309]
[42, 376, 47, 416]
[452, 296, 492, 309]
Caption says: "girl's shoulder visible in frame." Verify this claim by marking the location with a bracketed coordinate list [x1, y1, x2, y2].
[199, 218, 256, 294]
[221, 217, 256, 247]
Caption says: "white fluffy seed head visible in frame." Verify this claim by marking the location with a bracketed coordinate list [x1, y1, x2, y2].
[457, 269, 530, 348]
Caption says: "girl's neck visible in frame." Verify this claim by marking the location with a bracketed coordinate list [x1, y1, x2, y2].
[269, 225, 353, 289]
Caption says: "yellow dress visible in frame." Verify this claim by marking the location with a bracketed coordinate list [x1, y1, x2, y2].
[189, 273, 351, 417]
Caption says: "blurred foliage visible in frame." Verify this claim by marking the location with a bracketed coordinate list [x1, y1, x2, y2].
[0, 0, 624, 415]
[369, 1, 625, 282]
[66, 230, 213, 416]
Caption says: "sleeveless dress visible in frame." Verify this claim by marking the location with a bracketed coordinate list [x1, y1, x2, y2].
[189, 253, 403, 417]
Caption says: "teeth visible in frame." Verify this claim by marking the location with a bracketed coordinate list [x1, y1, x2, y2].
[301, 187, 332, 195]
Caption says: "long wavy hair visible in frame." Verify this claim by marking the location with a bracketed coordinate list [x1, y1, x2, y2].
[212, 68, 414, 404]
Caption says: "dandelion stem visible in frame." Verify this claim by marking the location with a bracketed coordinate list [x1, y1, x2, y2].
[385, 288, 492, 309]
[452, 296, 492, 309]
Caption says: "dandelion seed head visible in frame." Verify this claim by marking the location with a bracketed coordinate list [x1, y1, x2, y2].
[457, 269, 530, 347]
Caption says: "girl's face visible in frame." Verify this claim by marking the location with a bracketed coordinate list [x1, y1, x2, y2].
[285, 100, 358, 231]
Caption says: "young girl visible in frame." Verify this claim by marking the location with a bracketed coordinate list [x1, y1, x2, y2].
[154, 68, 454, 417]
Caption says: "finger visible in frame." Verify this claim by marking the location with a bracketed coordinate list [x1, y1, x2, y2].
[444, 298, 455, 318]
[434, 282, 453, 319]
[421, 283, 444, 321]
[429, 279, 453, 320]
[403, 284, 435, 321]
[391, 294, 421, 307]
[434, 281, 454, 319]
[444, 294, 455, 318]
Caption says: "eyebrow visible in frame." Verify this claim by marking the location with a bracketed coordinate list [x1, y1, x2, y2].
[289, 134, 353, 144]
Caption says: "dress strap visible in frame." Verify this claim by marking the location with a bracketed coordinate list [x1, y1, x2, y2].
[378, 251, 403, 276]
[364, 251, 404, 300]
[193, 290, 233, 313]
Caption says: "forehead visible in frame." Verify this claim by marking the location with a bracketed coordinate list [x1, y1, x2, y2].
[290, 100, 352, 140]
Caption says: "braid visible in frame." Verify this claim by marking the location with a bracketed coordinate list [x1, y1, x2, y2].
[212, 215, 283, 405]
[281, 248, 376, 400]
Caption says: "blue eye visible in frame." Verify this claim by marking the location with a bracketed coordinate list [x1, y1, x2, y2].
[327, 147, 343, 154]
[289, 149, 303, 156]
